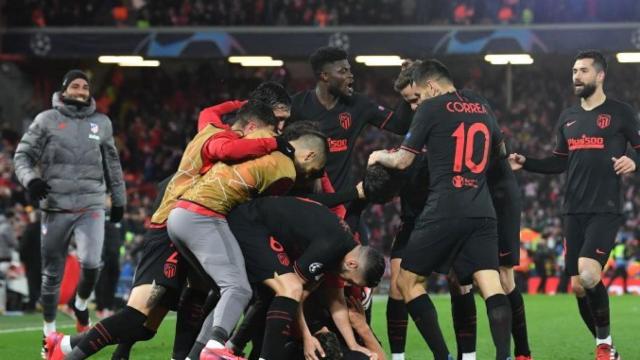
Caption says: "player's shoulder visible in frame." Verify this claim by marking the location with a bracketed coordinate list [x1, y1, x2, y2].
[459, 88, 489, 104]
[291, 89, 313, 104]
[606, 98, 636, 117]
[558, 105, 582, 125]
[290, 89, 315, 119]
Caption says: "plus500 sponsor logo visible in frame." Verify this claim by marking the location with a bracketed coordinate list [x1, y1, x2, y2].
[567, 135, 604, 150]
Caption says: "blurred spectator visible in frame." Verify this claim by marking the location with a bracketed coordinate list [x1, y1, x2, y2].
[453, 1, 474, 25]
[606, 239, 630, 293]
[498, 4, 515, 24]
[5, 0, 640, 27]
[112, 3, 129, 27]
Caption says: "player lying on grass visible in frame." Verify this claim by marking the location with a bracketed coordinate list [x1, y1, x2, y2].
[223, 196, 386, 360]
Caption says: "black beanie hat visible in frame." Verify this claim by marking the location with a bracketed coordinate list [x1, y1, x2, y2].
[61, 70, 89, 92]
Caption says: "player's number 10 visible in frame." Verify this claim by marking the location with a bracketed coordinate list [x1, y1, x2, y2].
[451, 122, 491, 174]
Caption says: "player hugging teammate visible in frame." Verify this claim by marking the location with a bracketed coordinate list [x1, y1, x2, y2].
[36, 48, 638, 360]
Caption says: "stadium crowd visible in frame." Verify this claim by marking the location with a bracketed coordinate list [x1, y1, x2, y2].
[4, 0, 640, 28]
[0, 59, 639, 314]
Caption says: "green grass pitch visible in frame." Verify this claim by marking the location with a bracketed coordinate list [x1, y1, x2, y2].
[1, 295, 637, 359]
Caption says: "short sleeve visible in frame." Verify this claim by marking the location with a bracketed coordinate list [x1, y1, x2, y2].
[400, 102, 432, 154]
[365, 98, 395, 129]
[553, 111, 569, 156]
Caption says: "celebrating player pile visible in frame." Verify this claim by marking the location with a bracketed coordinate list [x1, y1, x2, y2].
[28, 47, 638, 360]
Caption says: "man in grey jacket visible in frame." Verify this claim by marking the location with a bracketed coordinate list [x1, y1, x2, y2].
[13, 70, 126, 353]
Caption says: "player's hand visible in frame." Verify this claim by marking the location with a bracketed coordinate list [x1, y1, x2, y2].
[303, 335, 325, 360]
[350, 344, 374, 359]
[27, 178, 51, 200]
[276, 136, 295, 159]
[367, 150, 384, 166]
[508, 153, 526, 171]
[612, 156, 636, 175]
[356, 181, 365, 199]
[109, 206, 124, 223]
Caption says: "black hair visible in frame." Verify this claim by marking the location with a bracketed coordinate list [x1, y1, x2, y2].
[412, 58, 453, 85]
[575, 50, 608, 74]
[361, 246, 386, 288]
[394, 59, 422, 92]
[363, 164, 406, 204]
[249, 81, 291, 109]
[315, 332, 343, 360]
[235, 99, 279, 128]
[309, 46, 348, 78]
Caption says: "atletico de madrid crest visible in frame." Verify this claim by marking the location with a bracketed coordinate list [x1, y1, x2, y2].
[164, 263, 177, 279]
[338, 112, 352, 130]
[597, 114, 611, 129]
[90, 122, 99, 134]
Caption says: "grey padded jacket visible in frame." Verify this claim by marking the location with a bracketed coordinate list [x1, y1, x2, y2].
[14, 92, 126, 211]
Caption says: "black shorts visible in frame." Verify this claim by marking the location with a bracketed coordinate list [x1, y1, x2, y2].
[496, 199, 521, 267]
[401, 217, 499, 285]
[563, 213, 623, 276]
[390, 221, 415, 259]
[132, 228, 188, 309]
[228, 216, 294, 284]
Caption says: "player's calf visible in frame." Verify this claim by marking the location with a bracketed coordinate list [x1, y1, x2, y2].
[397, 268, 450, 360]
[447, 276, 477, 360]
[387, 259, 409, 360]
[473, 269, 512, 360]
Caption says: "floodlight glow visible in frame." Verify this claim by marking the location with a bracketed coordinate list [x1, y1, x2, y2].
[355, 55, 404, 66]
[98, 56, 144, 64]
[484, 54, 534, 65]
[616, 52, 640, 63]
[118, 59, 161, 67]
[238, 59, 284, 67]
[228, 56, 274, 64]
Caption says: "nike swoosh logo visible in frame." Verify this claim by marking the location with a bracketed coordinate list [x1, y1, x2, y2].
[566, 121, 577, 127]
[595, 248, 607, 255]
[499, 251, 511, 257]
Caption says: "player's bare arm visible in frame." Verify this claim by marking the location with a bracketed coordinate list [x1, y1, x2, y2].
[325, 286, 374, 358]
[367, 148, 416, 170]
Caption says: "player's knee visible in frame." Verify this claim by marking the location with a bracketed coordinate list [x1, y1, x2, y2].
[282, 279, 304, 301]
[578, 269, 600, 289]
[571, 279, 586, 297]
[499, 267, 515, 293]
[41, 273, 62, 292]
[396, 269, 418, 298]
[388, 278, 403, 300]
